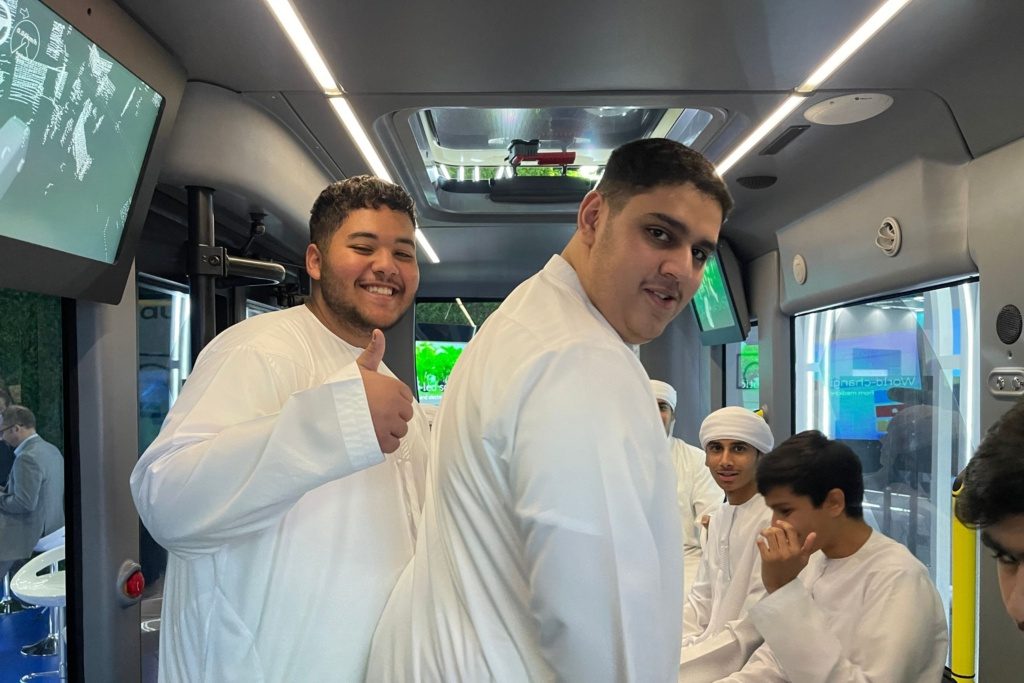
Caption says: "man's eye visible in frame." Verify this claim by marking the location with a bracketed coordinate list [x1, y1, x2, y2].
[994, 551, 1022, 567]
[351, 245, 373, 254]
[646, 227, 670, 242]
[693, 249, 709, 263]
[395, 251, 415, 261]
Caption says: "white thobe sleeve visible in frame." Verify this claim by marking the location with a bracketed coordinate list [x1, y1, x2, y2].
[738, 573, 944, 682]
[131, 345, 382, 557]
[507, 348, 681, 683]
[679, 616, 763, 681]
[712, 643, 789, 683]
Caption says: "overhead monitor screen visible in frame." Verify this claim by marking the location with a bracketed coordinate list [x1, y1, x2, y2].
[692, 252, 739, 332]
[415, 340, 467, 406]
[0, 0, 163, 264]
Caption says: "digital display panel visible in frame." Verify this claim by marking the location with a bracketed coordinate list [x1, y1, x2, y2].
[415, 340, 466, 406]
[0, 0, 163, 264]
[693, 252, 739, 333]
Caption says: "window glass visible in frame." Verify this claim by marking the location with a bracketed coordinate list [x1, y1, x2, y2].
[793, 281, 980, 617]
[414, 300, 499, 405]
[0, 287, 66, 680]
[725, 326, 760, 411]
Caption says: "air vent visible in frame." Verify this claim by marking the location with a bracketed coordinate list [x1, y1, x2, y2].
[736, 175, 777, 190]
[875, 217, 901, 257]
[759, 125, 809, 156]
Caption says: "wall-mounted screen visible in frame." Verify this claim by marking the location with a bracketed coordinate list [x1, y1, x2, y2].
[0, 0, 163, 264]
[691, 240, 750, 345]
[415, 340, 467, 406]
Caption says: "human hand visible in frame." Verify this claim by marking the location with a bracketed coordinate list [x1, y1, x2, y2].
[700, 514, 711, 530]
[356, 329, 414, 454]
[757, 520, 816, 593]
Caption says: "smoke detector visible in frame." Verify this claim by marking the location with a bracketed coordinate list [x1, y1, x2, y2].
[804, 93, 893, 126]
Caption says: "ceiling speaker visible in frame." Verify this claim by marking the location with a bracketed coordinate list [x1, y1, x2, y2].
[997, 304, 1023, 345]
[736, 175, 777, 190]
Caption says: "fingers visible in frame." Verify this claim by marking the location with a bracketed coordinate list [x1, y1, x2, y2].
[801, 531, 818, 555]
[356, 329, 386, 371]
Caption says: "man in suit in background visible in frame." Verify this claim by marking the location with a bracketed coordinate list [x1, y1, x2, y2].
[0, 388, 15, 486]
[0, 404, 64, 579]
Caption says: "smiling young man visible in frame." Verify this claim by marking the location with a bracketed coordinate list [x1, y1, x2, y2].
[130, 176, 429, 683]
[678, 407, 774, 680]
[956, 399, 1024, 634]
[368, 138, 731, 683]
[718, 430, 948, 682]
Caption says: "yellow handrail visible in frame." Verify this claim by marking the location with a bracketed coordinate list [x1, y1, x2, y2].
[949, 476, 977, 681]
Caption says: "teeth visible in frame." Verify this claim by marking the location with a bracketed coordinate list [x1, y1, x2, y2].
[366, 285, 394, 295]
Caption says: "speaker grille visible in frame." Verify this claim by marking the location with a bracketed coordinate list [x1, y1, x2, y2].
[997, 304, 1023, 345]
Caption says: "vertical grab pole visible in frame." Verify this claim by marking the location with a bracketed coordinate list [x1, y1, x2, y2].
[950, 475, 977, 681]
[187, 186, 218, 364]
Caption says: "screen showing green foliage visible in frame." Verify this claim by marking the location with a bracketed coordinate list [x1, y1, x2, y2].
[692, 252, 738, 332]
[0, 0, 163, 263]
[415, 340, 466, 405]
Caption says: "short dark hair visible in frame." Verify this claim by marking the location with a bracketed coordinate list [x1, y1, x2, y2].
[757, 430, 865, 519]
[956, 400, 1024, 529]
[309, 175, 416, 252]
[595, 138, 733, 219]
[1, 404, 36, 430]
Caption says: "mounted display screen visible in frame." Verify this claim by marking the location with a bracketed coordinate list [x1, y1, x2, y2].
[0, 0, 163, 264]
[691, 242, 751, 345]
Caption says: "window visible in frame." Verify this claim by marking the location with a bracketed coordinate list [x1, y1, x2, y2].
[794, 281, 979, 617]
[0, 287, 67, 681]
[414, 300, 499, 405]
[725, 326, 760, 412]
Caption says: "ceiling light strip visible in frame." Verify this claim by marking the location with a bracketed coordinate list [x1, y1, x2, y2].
[416, 229, 441, 264]
[716, 95, 805, 176]
[716, 0, 913, 176]
[263, 0, 340, 94]
[328, 97, 393, 182]
[797, 0, 913, 93]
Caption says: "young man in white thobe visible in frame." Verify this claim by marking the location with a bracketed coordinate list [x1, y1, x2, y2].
[650, 379, 723, 598]
[956, 399, 1024, 635]
[719, 430, 949, 682]
[367, 138, 732, 683]
[679, 407, 774, 681]
[130, 176, 428, 683]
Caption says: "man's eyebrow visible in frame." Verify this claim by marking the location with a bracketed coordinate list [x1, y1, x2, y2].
[981, 531, 1023, 559]
[647, 212, 718, 252]
[347, 232, 417, 248]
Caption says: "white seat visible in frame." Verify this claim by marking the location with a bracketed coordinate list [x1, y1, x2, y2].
[11, 546, 65, 609]
[33, 527, 65, 554]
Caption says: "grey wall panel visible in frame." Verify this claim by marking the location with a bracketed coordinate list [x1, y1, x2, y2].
[75, 270, 142, 682]
[966, 135, 1024, 678]
[159, 83, 333, 251]
[777, 159, 974, 315]
[747, 251, 792, 444]
[640, 309, 710, 446]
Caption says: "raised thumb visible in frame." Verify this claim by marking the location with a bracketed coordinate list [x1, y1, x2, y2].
[357, 329, 385, 371]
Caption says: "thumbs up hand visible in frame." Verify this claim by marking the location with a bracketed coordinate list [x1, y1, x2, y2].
[357, 330, 414, 454]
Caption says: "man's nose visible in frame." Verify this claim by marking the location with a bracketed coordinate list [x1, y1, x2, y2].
[1009, 571, 1024, 626]
[372, 251, 398, 277]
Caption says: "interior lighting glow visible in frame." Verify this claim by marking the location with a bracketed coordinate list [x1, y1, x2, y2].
[328, 97, 393, 182]
[473, 166, 481, 182]
[716, 0, 913, 176]
[416, 229, 440, 264]
[797, 0, 913, 93]
[263, 0, 340, 94]
[716, 95, 805, 176]
[457, 166, 465, 182]
[455, 297, 476, 328]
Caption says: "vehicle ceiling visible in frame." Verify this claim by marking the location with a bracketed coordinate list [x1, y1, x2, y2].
[118, 0, 1024, 289]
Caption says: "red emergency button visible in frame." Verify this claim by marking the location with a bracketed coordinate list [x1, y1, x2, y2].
[124, 570, 145, 599]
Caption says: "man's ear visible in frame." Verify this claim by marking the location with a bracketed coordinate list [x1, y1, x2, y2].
[306, 243, 322, 282]
[577, 190, 604, 246]
[824, 488, 847, 517]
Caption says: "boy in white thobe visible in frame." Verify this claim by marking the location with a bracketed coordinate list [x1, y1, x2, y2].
[368, 138, 731, 682]
[719, 430, 948, 682]
[679, 407, 774, 680]
[650, 379, 723, 598]
[130, 177, 428, 683]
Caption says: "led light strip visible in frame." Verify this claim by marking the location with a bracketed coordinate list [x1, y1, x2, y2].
[264, 0, 441, 263]
[455, 297, 477, 328]
[716, 0, 913, 177]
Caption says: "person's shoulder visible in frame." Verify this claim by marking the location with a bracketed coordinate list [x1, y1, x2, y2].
[861, 531, 935, 584]
[201, 306, 318, 362]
